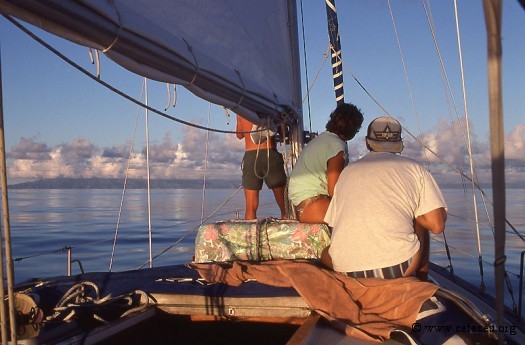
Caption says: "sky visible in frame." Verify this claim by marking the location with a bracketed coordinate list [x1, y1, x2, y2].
[0, 0, 524, 188]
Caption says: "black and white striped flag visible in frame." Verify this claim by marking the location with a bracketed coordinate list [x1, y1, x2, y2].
[325, 0, 344, 105]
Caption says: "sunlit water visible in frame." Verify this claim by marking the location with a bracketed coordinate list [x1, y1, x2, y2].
[4, 188, 525, 309]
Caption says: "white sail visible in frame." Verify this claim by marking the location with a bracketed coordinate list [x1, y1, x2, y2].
[0, 0, 301, 125]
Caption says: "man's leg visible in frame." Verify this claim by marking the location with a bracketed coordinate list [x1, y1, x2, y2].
[244, 189, 259, 219]
[271, 185, 287, 219]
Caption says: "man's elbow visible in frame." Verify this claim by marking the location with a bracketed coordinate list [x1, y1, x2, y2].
[429, 209, 447, 234]
[418, 208, 447, 234]
[429, 221, 445, 234]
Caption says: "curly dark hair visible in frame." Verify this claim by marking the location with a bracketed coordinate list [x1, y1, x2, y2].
[325, 103, 364, 140]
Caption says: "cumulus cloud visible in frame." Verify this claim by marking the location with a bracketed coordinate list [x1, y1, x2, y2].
[7, 126, 245, 182]
[8, 137, 51, 160]
[506, 124, 525, 167]
[347, 118, 525, 188]
[5, 120, 525, 187]
[398, 118, 525, 187]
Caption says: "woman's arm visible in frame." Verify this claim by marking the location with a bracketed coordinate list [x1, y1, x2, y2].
[326, 151, 345, 196]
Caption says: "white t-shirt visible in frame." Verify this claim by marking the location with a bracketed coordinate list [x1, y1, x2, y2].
[288, 131, 348, 206]
[324, 151, 447, 272]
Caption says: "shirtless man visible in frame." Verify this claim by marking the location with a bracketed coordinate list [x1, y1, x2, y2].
[236, 115, 287, 219]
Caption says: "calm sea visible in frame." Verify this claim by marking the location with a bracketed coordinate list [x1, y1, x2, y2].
[4, 188, 525, 307]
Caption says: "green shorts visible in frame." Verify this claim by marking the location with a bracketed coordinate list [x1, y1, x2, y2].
[242, 149, 287, 190]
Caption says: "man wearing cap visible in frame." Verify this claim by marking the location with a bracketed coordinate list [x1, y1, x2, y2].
[321, 116, 447, 280]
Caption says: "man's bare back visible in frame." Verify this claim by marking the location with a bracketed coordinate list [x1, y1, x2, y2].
[236, 115, 276, 151]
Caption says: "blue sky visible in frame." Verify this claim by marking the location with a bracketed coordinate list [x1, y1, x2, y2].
[0, 1, 524, 187]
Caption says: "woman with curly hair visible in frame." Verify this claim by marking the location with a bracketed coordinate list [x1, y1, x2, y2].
[288, 103, 364, 223]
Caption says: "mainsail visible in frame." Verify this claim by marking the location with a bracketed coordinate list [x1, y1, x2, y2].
[0, 0, 302, 126]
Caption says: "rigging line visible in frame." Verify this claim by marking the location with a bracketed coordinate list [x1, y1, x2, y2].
[453, 0, 485, 286]
[336, 47, 523, 242]
[200, 103, 212, 226]
[302, 46, 330, 105]
[446, 212, 523, 238]
[421, 0, 478, 201]
[136, 186, 243, 269]
[421, 0, 464, 136]
[441, 230, 454, 273]
[299, 0, 313, 133]
[1, 15, 244, 135]
[422, 0, 512, 247]
[12, 246, 77, 263]
[145, 78, 153, 269]
[430, 236, 520, 279]
[424, 0, 473, 222]
[109, 79, 144, 272]
[390, 0, 460, 277]
[387, 0, 428, 166]
[421, 0, 489, 216]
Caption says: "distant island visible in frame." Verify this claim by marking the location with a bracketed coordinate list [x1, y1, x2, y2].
[9, 177, 241, 189]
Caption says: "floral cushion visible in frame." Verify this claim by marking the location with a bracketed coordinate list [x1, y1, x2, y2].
[194, 218, 331, 263]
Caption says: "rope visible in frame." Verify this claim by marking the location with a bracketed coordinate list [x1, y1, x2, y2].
[452, 0, 486, 290]
[421, 0, 475, 241]
[253, 117, 274, 180]
[387, 0, 428, 165]
[46, 282, 148, 324]
[109, 79, 144, 272]
[145, 78, 153, 269]
[164, 83, 176, 111]
[200, 104, 212, 226]
[302, 46, 330, 105]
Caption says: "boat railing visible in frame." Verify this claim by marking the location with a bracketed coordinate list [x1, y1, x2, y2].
[66, 246, 85, 276]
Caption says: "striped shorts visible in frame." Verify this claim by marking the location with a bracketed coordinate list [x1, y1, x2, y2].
[340, 258, 412, 279]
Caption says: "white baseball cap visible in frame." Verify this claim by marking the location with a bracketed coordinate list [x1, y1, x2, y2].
[366, 117, 403, 153]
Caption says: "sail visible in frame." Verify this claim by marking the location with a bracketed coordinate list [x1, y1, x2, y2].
[0, 0, 302, 126]
[325, 0, 344, 105]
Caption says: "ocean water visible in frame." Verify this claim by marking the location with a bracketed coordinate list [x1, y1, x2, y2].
[4, 188, 525, 308]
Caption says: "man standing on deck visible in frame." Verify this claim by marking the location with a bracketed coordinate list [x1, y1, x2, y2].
[236, 115, 287, 219]
[321, 116, 447, 280]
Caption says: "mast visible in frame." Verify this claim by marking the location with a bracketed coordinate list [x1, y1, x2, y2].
[287, 0, 304, 160]
[0, 42, 18, 344]
[482, 1, 505, 343]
